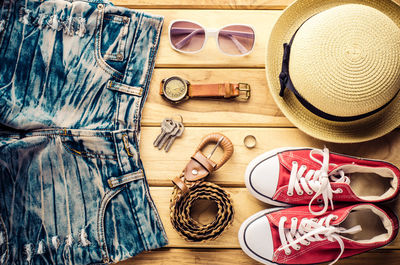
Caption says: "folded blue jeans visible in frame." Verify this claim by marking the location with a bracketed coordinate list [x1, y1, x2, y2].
[0, 0, 167, 264]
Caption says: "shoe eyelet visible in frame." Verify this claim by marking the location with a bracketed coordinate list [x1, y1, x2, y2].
[337, 188, 343, 193]
[297, 191, 304, 195]
[317, 198, 323, 203]
[291, 217, 298, 222]
[332, 215, 339, 220]
[301, 165, 307, 170]
[292, 161, 298, 166]
[305, 241, 311, 246]
[307, 191, 313, 195]
[285, 249, 291, 255]
[295, 246, 301, 251]
[287, 191, 293, 196]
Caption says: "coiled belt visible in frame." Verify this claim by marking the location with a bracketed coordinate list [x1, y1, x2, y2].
[170, 133, 234, 242]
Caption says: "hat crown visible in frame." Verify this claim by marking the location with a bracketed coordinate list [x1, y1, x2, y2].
[289, 4, 400, 117]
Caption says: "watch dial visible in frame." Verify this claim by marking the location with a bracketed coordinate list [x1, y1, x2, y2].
[164, 78, 187, 101]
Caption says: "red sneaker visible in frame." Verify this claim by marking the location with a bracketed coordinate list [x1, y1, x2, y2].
[238, 204, 398, 265]
[245, 147, 400, 215]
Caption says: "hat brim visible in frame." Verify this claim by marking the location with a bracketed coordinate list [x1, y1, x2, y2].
[266, 0, 400, 143]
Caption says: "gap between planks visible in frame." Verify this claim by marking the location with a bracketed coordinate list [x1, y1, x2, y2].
[121, 248, 400, 265]
[142, 68, 290, 127]
[113, 0, 400, 10]
[140, 127, 400, 248]
[148, 187, 400, 249]
[139, 9, 282, 68]
[141, 127, 400, 187]
[113, 0, 294, 10]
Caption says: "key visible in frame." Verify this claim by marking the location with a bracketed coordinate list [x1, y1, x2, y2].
[157, 120, 179, 149]
[154, 118, 176, 148]
[153, 118, 176, 147]
[164, 122, 185, 152]
[153, 118, 170, 147]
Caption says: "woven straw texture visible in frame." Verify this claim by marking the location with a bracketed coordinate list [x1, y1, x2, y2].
[266, 0, 400, 143]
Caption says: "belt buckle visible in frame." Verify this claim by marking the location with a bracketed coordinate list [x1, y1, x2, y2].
[238, 83, 251, 101]
[197, 133, 234, 170]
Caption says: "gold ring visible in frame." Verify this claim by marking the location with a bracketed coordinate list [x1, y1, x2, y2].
[244, 135, 256, 149]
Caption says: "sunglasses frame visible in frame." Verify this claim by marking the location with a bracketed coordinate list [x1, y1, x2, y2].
[168, 19, 256, 57]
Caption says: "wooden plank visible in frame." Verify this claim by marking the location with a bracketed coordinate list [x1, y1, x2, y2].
[121, 249, 400, 265]
[114, 0, 294, 10]
[142, 69, 290, 127]
[138, 10, 281, 68]
[147, 187, 400, 248]
[140, 127, 400, 187]
[115, 0, 400, 10]
[148, 187, 259, 248]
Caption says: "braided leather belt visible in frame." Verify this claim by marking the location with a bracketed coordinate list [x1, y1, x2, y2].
[170, 133, 235, 242]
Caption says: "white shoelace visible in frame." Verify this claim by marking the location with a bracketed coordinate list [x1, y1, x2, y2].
[287, 147, 350, 215]
[278, 215, 362, 265]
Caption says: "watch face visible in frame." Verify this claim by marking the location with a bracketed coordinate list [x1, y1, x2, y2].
[163, 77, 188, 102]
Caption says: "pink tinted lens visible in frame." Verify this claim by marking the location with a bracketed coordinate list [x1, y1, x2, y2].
[170, 21, 206, 52]
[218, 25, 255, 55]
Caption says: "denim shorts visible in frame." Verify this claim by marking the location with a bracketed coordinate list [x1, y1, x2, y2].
[0, 0, 167, 264]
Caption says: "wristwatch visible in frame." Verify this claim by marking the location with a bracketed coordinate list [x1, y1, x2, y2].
[159, 76, 251, 104]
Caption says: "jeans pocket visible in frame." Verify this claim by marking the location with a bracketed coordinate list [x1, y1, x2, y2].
[94, 6, 134, 81]
[101, 14, 129, 62]
[0, 216, 8, 264]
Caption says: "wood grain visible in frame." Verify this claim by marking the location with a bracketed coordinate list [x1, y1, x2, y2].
[138, 10, 281, 68]
[142, 69, 289, 127]
[114, 0, 294, 10]
[148, 187, 400, 249]
[115, 1, 400, 264]
[147, 187, 400, 249]
[122, 249, 400, 265]
[141, 127, 400, 186]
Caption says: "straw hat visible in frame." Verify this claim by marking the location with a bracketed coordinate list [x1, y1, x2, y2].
[266, 0, 400, 143]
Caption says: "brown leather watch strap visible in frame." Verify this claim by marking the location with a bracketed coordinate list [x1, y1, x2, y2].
[189, 83, 240, 98]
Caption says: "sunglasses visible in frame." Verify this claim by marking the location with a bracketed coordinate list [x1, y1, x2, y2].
[168, 20, 255, 56]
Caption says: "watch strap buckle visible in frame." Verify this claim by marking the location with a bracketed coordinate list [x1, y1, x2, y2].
[237, 83, 251, 101]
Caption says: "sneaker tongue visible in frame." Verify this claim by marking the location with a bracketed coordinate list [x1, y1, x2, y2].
[279, 150, 339, 174]
[279, 151, 323, 171]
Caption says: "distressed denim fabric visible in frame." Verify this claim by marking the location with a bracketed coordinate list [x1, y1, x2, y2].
[0, 0, 167, 264]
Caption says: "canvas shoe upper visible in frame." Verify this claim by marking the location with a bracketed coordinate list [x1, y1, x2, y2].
[238, 204, 398, 265]
[245, 147, 400, 215]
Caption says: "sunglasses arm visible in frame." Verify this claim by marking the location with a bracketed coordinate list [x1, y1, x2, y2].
[171, 28, 204, 49]
[219, 29, 254, 38]
[226, 34, 248, 54]
[170, 27, 253, 39]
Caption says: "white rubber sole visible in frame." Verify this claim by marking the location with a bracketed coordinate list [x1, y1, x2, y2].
[244, 147, 313, 206]
[238, 208, 285, 265]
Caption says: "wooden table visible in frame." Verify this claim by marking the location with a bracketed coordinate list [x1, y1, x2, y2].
[113, 1, 400, 264]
